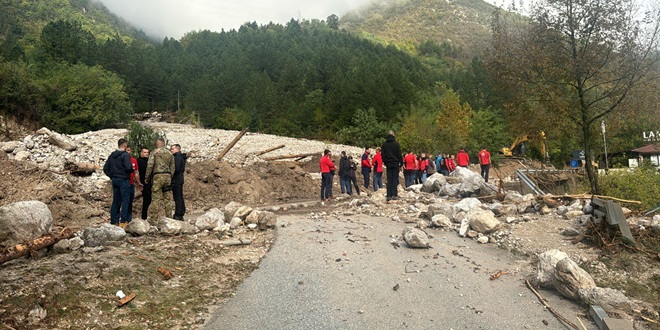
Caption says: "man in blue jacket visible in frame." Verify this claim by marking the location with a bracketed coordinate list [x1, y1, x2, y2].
[103, 138, 134, 226]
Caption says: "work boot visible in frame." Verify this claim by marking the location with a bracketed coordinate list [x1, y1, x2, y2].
[119, 222, 128, 229]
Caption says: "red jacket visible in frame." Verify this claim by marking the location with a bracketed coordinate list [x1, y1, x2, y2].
[319, 155, 335, 173]
[372, 152, 383, 173]
[418, 158, 428, 171]
[361, 152, 371, 168]
[403, 153, 417, 170]
[446, 158, 457, 172]
[129, 156, 138, 185]
[478, 149, 491, 165]
[456, 150, 470, 167]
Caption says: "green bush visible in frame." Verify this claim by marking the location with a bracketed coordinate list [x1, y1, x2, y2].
[125, 122, 167, 157]
[599, 166, 660, 210]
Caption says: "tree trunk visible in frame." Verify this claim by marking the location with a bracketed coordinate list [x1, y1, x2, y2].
[0, 228, 75, 265]
[582, 123, 599, 194]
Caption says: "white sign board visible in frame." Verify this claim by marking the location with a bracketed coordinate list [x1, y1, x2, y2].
[628, 158, 639, 168]
[643, 130, 660, 142]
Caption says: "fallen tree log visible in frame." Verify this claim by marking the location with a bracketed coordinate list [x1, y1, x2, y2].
[216, 128, 248, 161]
[63, 162, 100, 176]
[256, 144, 285, 156]
[0, 228, 75, 266]
[263, 152, 319, 161]
[549, 194, 642, 205]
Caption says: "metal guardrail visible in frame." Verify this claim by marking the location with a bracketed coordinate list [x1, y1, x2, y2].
[515, 169, 545, 195]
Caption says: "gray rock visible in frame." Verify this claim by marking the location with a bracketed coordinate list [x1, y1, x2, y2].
[578, 287, 632, 313]
[540, 205, 552, 215]
[181, 222, 200, 234]
[535, 249, 568, 287]
[583, 201, 594, 215]
[506, 216, 519, 224]
[68, 237, 84, 250]
[564, 210, 584, 220]
[53, 239, 71, 253]
[477, 236, 489, 244]
[504, 191, 524, 203]
[569, 200, 582, 210]
[455, 167, 484, 196]
[407, 184, 423, 192]
[0, 141, 19, 153]
[431, 214, 452, 227]
[402, 227, 430, 248]
[427, 203, 454, 219]
[246, 210, 277, 230]
[0, 201, 53, 246]
[233, 206, 253, 220]
[195, 208, 225, 230]
[556, 206, 568, 216]
[439, 183, 460, 197]
[453, 197, 482, 213]
[82, 224, 126, 247]
[552, 257, 596, 299]
[229, 217, 243, 229]
[421, 173, 447, 193]
[23, 136, 34, 149]
[458, 218, 470, 237]
[157, 218, 184, 236]
[125, 219, 150, 236]
[223, 201, 243, 219]
[46, 128, 77, 151]
[468, 210, 500, 234]
[561, 228, 581, 237]
[417, 219, 429, 229]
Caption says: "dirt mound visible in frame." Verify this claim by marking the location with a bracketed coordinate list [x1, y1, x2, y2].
[185, 160, 319, 209]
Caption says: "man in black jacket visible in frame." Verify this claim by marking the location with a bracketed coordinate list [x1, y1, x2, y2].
[170, 144, 187, 220]
[381, 130, 403, 202]
[338, 151, 351, 194]
[137, 147, 152, 220]
[103, 138, 134, 225]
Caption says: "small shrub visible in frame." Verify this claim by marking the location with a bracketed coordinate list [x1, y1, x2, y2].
[125, 122, 167, 157]
[599, 166, 660, 210]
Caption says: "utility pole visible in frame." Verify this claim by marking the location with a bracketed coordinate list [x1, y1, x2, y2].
[177, 90, 180, 112]
[601, 120, 608, 170]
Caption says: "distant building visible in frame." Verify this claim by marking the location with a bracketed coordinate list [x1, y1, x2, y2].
[628, 144, 660, 168]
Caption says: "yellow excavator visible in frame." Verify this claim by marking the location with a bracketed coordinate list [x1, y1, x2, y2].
[500, 131, 549, 163]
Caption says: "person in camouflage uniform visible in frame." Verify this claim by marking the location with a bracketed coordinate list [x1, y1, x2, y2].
[145, 138, 175, 224]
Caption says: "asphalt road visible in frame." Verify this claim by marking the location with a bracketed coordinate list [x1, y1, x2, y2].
[205, 213, 595, 330]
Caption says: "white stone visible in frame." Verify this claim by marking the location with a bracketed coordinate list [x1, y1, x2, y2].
[402, 226, 429, 248]
[431, 214, 452, 227]
[68, 237, 84, 250]
[453, 197, 482, 213]
[468, 210, 500, 234]
[223, 201, 243, 219]
[14, 150, 30, 161]
[535, 249, 568, 287]
[458, 218, 470, 237]
[233, 206, 253, 220]
[195, 208, 225, 231]
[82, 224, 126, 247]
[247, 223, 258, 229]
[477, 236, 489, 244]
[125, 219, 150, 236]
[421, 173, 447, 193]
[157, 218, 184, 236]
[229, 217, 243, 229]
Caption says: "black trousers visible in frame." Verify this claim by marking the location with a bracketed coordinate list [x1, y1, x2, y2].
[386, 165, 399, 198]
[480, 164, 490, 182]
[173, 183, 186, 218]
[140, 184, 152, 220]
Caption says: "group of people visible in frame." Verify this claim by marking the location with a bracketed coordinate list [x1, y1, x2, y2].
[320, 131, 493, 202]
[103, 138, 187, 227]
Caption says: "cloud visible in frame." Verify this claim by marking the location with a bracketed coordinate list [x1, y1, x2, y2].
[98, 0, 373, 39]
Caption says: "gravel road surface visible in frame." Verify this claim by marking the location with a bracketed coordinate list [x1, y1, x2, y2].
[205, 212, 595, 330]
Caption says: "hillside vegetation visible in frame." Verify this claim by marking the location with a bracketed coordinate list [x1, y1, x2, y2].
[341, 0, 496, 58]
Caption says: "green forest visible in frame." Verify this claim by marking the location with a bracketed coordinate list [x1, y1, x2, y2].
[0, 0, 658, 178]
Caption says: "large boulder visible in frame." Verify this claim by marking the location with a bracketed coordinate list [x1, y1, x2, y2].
[125, 219, 151, 236]
[195, 208, 225, 231]
[0, 141, 19, 153]
[427, 203, 454, 219]
[578, 287, 632, 314]
[552, 257, 596, 299]
[468, 210, 501, 234]
[0, 201, 53, 246]
[82, 224, 126, 247]
[157, 218, 184, 235]
[431, 214, 452, 228]
[402, 227, 429, 248]
[534, 249, 568, 287]
[454, 167, 485, 196]
[421, 173, 447, 193]
[453, 197, 482, 213]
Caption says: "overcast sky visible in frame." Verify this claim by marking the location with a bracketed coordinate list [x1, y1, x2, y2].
[97, 0, 654, 39]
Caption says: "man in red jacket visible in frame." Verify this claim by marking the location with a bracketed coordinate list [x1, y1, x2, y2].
[446, 154, 457, 173]
[372, 147, 383, 191]
[319, 149, 336, 201]
[478, 147, 491, 182]
[403, 150, 417, 188]
[361, 147, 372, 189]
[456, 147, 470, 168]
